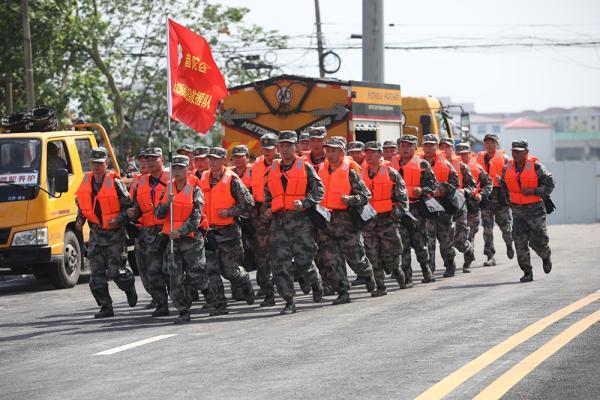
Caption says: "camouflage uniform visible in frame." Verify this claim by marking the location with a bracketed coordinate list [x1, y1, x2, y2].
[362, 162, 408, 292]
[449, 162, 478, 272]
[264, 155, 325, 307]
[466, 164, 493, 251]
[155, 184, 207, 313]
[76, 174, 135, 308]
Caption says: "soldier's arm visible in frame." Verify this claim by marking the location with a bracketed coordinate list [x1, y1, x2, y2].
[177, 187, 203, 237]
[114, 178, 133, 224]
[75, 199, 86, 225]
[154, 200, 168, 219]
[228, 177, 255, 216]
[263, 172, 272, 209]
[347, 168, 371, 207]
[419, 160, 438, 196]
[302, 163, 324, 209]
[478, 167, 494, 198]
[460, 163, 477, 196]
[534, 162, 555, 197]
[390, 167, 409, 212]
[441, 161, 460, 194]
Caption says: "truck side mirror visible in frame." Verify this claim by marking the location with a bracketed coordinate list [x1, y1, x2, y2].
[460, 112, 471, 140]
[50, 168, 69, 193]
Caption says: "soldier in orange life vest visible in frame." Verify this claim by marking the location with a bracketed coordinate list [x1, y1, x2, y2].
[154, 155, 208, 324]
[263, 130, 325, 314]
[500, 140, 554, 282]
[126, 147, 171, 316]
[247, 135, 277, 307]
[317, 137, 376, 305]
[231, 145, 252, 188]
[347, 141, 367, 170]
[382, 140, 398, 164]
[128, 149, 149, 198]
[361, 141, 409, 296]
[190, 146, 210, 184]
[394, 135, 436, 285]
[298, 131, 311, 154]
[200, 147, 256, 316]
[439, 138, 478, 273]
[477, 133, 514, 266]
[75, 147, 137, 319]
[176, 144, 195, 174]
[456, 143, 494, 271]
[304, 126, 327, 167]
[421, 134, 463, 278]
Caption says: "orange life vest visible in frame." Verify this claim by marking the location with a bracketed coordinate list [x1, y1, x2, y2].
[423, 154, 451, 196]
[250, 156, 270, 203]
[199, 169, 237, 226]
[451, 157, 463, 189]
[362, 163, 394, 213]
[303, 150, 325, 168]
[267, 157, 308, 212]
[135, 172, 169, 227]
[465, 155, 481, 196]
[161, 181, 195, 237]
[504, 156, 542, 205]
[396, 155, 422, 201]
[477, 150, 505, 187]
[128, 173, 141, 198]
[318, 158, 352, 210]
[235, 164, 252, 188]
[76, 171, 121, 230]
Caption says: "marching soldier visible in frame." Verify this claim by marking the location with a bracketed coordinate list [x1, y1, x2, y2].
[456, 143, 493, 271]
[190, 145, 210, 184]
[75, 147, 137, 318]
[393, 135, 435, 285]
[382, 140, 398, 163]
[200, 147, 256, 316]
[127, 147, 170, 316]
[176, 144, 196, 174]
[298, 132, 311, 154]
[304, 126, 327, 167]
[347, 141, 367, 169]
[155, 155, 208, 323]
[231, 145, 252, 187]
[264, 130, 325, 314]
[361, 141, 408, 296]
[477, 133, 514, 266]
[501, 140, 554, 282]
[317, 137, 375, 304]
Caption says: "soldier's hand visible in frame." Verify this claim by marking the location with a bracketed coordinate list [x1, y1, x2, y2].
[165, 194, 174, 206]
[413, 187, 422, 197]
[168, 230, 181, 239]
[217, 209, 229, 218]
[340, 195, 351, 205]
[264, 207, 272, 218]
[293, 200, 304, 211]
[474, 193, 482, 202]
[107, 218, 119, 228]
[75, 220, 83, 231]
[126, 207, 136, 219]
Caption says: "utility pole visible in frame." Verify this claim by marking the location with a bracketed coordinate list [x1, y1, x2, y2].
[21, 0, 35, 108]
[3, 78, 13, 114]
[362, 0, 384, 82]
[314, 0, 325, 78]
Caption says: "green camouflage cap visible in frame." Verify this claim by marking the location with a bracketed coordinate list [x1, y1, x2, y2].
[193, 146, 210, 158]
[364, 141, 383, 152]
[347, 141, 365, 152]
[309, 126, 327, 139]
[440, 137, 455, 147]
[398, 135, 418, 145]
[278, 130, 298, 143]
[422, 134, 439, 145]
[90, 147, 108, 162]
[324, 137, 345, 150]
[298, 132, 310, 142]
[511, 139, 528, 151]
[332, 136, 347, 147]
[208, 147, 227, 159]
[260, 133, 278, 149]
[484, 133, 500, 143]
[455, 143, 471, 154]
[231, 144, 249, 156]
[144, 147, 163, 157]
[177, 144, 195, 154]
[136, 149, 146, 159]
[382, 140, 397, 149]
[172, 155, 189, 167]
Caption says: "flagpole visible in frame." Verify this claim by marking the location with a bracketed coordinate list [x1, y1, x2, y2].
[166, 16, 174, 257]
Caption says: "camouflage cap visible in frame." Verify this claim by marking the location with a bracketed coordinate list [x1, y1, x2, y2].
[439, 137, 455, 147]
[144, 147, 163, 158]
[231, 144, 249, 156]
[172, 155, 189, 167]
[422, 134, 439, 145]
[298, 132, 310, 142]
[455, 143, 471, 154]
[278, 130, 298, 143]
[90, 147, 108, 162]
[382, 140, 397, 149]
[484, 133, 500, 143]
[364, 141, 383, 152]
[260, 133, 278, 149]
[511, 139, 528, 151]
[324, 137, 346, 150]
[398, 135, 418, 145]
[136, 149, 146, 159]
[347, 141, 365, 152]
[193, 146, 210, 158]
[176, 144, 195, 154]
[309, 126, 327, 139]
[332, 136, 347, 146]
[208, 147, 227, 159]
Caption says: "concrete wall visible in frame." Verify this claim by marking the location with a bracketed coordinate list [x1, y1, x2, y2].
[502, 127, 555, 161]
[544, 160, 600, 224]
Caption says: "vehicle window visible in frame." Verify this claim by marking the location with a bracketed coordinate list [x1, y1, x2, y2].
[75, 138, 93, 172]
[47, 141, 72, 174]
[0, 139, 41, 184]
[435, 112, 450, 139]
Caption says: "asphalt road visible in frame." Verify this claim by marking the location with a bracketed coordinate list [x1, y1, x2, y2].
[1, 224, 599, 400]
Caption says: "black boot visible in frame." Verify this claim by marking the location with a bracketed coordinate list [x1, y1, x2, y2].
[201, 289, 214, 310]
[174, 310, 191, 324]
[94, 305, 114, 319]
[394, 268, 406, 289]
[520, 271, 533, 282]
[483, 257, 496, 267]
[371, 287, 387, 297]
[209, 304, 229, 316]
[311, 280, 323, 303]
[507, 243, 515, 259]
[126, 287, 138, 307]
[298, 277, 311, 295]
[443, 260, 456, 278]
[350, 276, 367, 286]
[260, 293, 276, 307]
[231, 282, 245, 301]
[421, 266, 435, 283]
[332, 291, 351, 305]
[145, 299, 158, 310]
[190, 289, 200, 302]
[280, 300, 297, 315]
[322, 283, 335, 296]
[364, 272, 375, 293]
[401, 275, 413, 289]
[243, 280, 256, 305]
[543, 257, 552, 274]
[151, 302, 169, 317]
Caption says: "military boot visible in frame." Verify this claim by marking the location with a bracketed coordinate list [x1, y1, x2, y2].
[260, 293, 276, 307]
[94, 305, 114, 319]
[201, 289, 214, 310]
[543, 257, 552, 274]
[190, 289, 200, 302]
[332, 291, 351, 305]
[243, 280, 256, 305]
[209, 304, 229, 316]
[322, 283, 335, 296]
[371, 286, 387, 297]
[126, 287, 138, 307]
[280, 300, 297, 315]
[152, 302, 169, 317]
[507, 243, 515, 259]
[463, 263, 472, 273]
[298, 277, 311, 295]
[463, 250, 474, 273]
[483, 257, 496, 267]
[350, 276, 367, 286]
[231, 281, 245, 301]
[520, 271, 533, 282]
[421, 265, 435, 283]
[394, 268, 406, 289]
[174, 310, 191, 324]
[443, 260, 456, 278]
[363, 272, 376, 293]
[401, 274, 413, 289]
[144, 299, 158, 310]
[311, 280, 323, 303]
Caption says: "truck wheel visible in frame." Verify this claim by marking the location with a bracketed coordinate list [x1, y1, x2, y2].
[49, 230, 82, 289]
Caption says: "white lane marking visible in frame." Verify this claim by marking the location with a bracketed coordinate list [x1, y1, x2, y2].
[93, 334, 178, 356]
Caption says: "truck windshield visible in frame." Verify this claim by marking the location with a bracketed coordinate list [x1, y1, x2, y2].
[0, 139, 41, 202]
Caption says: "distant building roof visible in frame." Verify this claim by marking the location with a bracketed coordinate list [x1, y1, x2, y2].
[504, 118, 552, 129]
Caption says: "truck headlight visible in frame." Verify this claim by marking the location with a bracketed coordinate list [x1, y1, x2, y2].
[12, 228, 48, 246]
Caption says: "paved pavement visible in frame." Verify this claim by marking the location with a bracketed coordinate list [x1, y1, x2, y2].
[1, 224, 599, 400]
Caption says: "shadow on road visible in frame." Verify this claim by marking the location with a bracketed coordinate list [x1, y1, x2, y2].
[433, 281, 521, 290]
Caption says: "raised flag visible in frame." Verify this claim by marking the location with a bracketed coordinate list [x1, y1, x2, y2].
[167, 18, 227, 133]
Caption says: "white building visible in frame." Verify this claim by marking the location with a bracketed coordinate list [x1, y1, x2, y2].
[502, 118, 555, 162]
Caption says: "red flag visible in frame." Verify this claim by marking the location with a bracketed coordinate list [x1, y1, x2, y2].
[167, 18, 227, 133]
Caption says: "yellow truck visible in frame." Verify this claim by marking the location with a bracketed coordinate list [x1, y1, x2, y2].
[0, 123, 124, 288]
[221, 74, 470, 155]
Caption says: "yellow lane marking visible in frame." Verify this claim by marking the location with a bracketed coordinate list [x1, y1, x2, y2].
[474, 307, 600, 400]
[415, 289, 600, 400]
